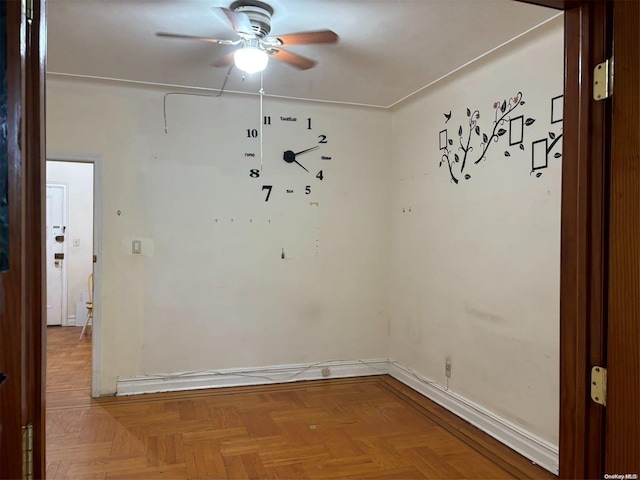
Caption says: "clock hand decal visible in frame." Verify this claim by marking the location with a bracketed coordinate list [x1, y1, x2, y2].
[293, 146, 319, 156]
[283, 146, 320, 172]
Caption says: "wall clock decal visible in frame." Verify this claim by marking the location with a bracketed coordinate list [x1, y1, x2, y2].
[245, 115, 332, 202]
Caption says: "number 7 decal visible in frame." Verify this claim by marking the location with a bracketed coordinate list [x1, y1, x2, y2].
[262, 185, 273, 202]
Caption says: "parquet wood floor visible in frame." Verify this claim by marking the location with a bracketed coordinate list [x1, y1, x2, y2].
[46, 327, 553, 479]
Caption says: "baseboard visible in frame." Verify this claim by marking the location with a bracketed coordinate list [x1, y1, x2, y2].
[388, 361, 559, 475]
[116, 358, 389, 397]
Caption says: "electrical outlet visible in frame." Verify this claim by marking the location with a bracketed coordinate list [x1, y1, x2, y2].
[445, 359, 452, 378]
[321, 367, 331, 378]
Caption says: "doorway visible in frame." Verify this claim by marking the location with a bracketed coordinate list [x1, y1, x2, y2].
[45, 156, 102, 397]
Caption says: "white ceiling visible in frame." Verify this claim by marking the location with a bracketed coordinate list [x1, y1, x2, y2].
[47, 0, 559, 108]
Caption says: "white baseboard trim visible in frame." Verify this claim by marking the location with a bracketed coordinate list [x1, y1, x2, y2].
[388, 362, 559, 475]
[116, 358, 389, 397]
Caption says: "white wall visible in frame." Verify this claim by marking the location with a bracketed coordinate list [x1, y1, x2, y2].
[46, 78, 392, 394]
[389, 17, 563, 446]
[46, 161, 94, 324]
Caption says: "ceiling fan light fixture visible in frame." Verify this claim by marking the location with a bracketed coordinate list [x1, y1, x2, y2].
[234, 46, 269, 74]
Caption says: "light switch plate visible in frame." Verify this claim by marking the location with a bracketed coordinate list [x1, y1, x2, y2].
[73, 237, 80, 247]
[132, 240, 142, 254]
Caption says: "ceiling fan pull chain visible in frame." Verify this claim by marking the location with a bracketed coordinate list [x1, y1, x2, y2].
[259, 70, 264, 172]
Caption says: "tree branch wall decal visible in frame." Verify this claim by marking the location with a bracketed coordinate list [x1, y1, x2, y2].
[437, 91, 563, 184]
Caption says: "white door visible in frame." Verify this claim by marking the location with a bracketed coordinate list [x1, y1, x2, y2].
[46, 184, 66, 326]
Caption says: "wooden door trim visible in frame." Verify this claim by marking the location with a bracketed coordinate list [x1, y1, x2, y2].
[25, 0, 47, 476]
[560, 2, 610, 478]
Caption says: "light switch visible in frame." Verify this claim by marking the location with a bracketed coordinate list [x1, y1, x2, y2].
[132, 240, 142, 254]
[73, 237, 80, 247]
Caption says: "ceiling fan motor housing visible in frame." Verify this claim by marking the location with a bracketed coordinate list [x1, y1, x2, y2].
[230, 1, 274, 38]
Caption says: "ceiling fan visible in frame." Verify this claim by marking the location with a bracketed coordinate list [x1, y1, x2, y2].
[156, 1, 339, 74]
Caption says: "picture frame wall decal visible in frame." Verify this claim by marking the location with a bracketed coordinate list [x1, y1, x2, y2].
[531, 138, 549, 176]
[509, 115, 524, 146]
[436, 91, 563, 184]
[551, 94, 563, 124]
[439, 129, 448, 151]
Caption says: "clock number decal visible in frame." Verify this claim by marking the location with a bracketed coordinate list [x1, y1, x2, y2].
[246, 128, 258, 138]
[263, 116, 271, 125]
[318, 135, 328, 144]
[249, 169, 260, 178]
[316, 170, 324, 181]
[307, 118, 312, 130]
[305, 186, 311, 195]
[262, 185, 273, 202]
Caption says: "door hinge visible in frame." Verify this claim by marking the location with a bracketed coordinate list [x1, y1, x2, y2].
[590, 366, 607, 406]
[24, 0, 33, 22]
[93, 255, 97, 263]
[22, 423, 33, 480]
[593, 58, 613, 100]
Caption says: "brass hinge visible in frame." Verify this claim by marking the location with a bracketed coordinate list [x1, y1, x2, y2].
[593, 58, 614, 100]
[22, 423, 33, 480]
[590, 366, 607, 406]
[93, 255, 97, 263]
[24, 0, 33, 22]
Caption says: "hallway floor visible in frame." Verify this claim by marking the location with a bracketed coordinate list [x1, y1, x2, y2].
[46, 327, 552, 479]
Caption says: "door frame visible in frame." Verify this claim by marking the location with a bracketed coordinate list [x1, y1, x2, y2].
[47, 154, 104, 397]
[45, 181, 69, 326]
[519, 0, 613, 477]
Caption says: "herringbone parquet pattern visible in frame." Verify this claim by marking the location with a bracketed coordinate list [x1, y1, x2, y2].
[46, 327, 552, 479]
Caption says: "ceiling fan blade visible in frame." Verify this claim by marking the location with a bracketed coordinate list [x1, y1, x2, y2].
[218, 7, 254, 36]
[269, 30, 338, 46]
[156, 32, 236, 45]
[271, 48, 317, 70]
[210, 51, 236, 68]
